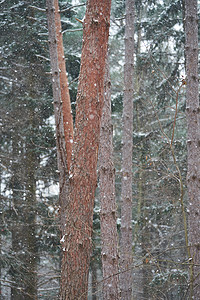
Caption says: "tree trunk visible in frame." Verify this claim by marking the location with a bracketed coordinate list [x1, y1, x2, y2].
[24, 140, 38, 300]
[91, 258, 97, 300]
[46, 0, 69, 248]
[185, 0, 200, 298]
[54, 0, 73, 171]
[46, 0, 111, 298]
[120, 0, 134, 298]
[11, 136, 26, 300]
[99, 59, 119, 300]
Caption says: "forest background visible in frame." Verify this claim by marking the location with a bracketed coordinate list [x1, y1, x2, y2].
[0, 0, 200, 299]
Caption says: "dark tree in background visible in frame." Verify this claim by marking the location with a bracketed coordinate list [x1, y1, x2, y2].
[185, 0, 200, 298]
[120, 0, 134, 298]
[99, 60, 119, 299]
[0, 0, 60, 298]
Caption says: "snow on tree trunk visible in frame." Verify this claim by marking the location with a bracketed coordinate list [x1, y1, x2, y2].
[120, 0, 134, 298]
[185, 0, 200, 298]
[99, 59, 119, 300]
[47, 0, 111, 298]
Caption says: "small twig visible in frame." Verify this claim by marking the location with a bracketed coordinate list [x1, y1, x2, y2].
[60, 3, 86, 13]
[36, 54, 50, 61]
[28, 5, 46, 12]
[75, 17, 83, 24]
[26, 16, 38, 22]
[115, 16, 125, 21]
[62, 28, 83, 34]
[69, 76, 79, 86]
[38, 32, 48, 36]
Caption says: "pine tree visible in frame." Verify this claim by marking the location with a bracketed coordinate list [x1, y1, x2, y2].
[120, 0, 134, 298]
[185, 0, 200, 298]
[46, 0, 112, 297]
[99, 59, 119, 299]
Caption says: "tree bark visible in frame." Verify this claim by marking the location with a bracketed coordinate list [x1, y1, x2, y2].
[54, 0, 73, 171]
[120, 0, 134, 298]
[24, 137, 38, 300]
[11, 136, 25, 300]
[99, 59, 119, 300]
[46, 0, 69, 247]
[47, 0, 111, 298]
[185, 0, 200, 298]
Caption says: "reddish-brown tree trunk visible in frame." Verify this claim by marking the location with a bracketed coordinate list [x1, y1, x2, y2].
[54, 0, 73, 171]
[47, 0, 111, 298]
[99, 60, 119, 299]
[185, 0, 200, 298]
[46, 0, 69, 246]
[120, 0, 134, 298]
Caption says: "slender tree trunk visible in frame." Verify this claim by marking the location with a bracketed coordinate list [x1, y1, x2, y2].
[185, 0, 200, 298]
[46, 0, 111, 298]
[0, 172, 2, 297]
[91, 258, 97, 300]
[120, 0, 134, 298]
[24, 140, 38, 300]
[54, 0, 73, 171]
[46, 2, 70, 299]
[11, 137, 25, 300]
[99, 60, 119, 300]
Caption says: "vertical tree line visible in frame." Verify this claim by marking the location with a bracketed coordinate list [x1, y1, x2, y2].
[185, 0, 200, 298]
[120, 0, 134, 298]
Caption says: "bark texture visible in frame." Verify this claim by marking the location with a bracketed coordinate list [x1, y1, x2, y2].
[46, 0, 69, 241]
[54, 0, 73, 171]
[185, 0, 200, 298]
[99, 60, 119, 300]
[61, 2, 111, 298]
[47, 0, 111, 298]
[24, 142, 38, 300]
[120, 0, 134, 298]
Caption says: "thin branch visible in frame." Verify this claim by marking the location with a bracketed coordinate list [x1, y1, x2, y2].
[68, 76, 79, 86]
[36, 54, 50, 61]
[38, 32, 48, 36]
[62, 28, 83, 34]
[60, 3, 86, 13]
[28, 5, 46, 12]
[26, 16, 38, 22]
[115, 16, 125, 20]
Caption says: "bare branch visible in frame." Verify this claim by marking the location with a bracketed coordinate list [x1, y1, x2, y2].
[28, 5, 46, 12]
[36, 54, 50, 61]
[60, 3, 86, 13]
[62, 28, 83, 34]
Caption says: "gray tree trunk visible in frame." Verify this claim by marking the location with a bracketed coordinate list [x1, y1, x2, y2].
[120, 0, 134, 298]
[185, 0, 200, 298]
[99, 60, 119, 300]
